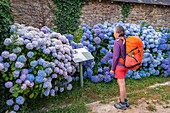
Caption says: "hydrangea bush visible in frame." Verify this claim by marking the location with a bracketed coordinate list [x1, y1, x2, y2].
[0, 23, 78, 112]
[67, 21, 170, 82]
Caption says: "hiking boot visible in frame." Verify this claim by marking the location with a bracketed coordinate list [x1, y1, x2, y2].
[125, 99, 130, 107]
[114, 102, 127, 110]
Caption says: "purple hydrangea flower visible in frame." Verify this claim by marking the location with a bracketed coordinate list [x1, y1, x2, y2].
[9, 53, 17, 61]
[21, 69, 28, 75]
[66, 76, 72, 82]
[43, 48, 51, 54]
[4, 38, 12, 46]
[6, 99, 14, 106]
[29, 82, 34, 87]
[25, 80, 31, 86]
[5, 81, 13, 88]
[26, 43, 33, 50]
[50, 89, 55, 96]
[16, 96, 25, 105]
[20, 74, 27, 81]
[60, 88, 64, 92]
[0, 56, 3, 62]
[52, 74, 57, 79]
[32, 41, 38, 47]
[9, 111, 16, 113]
[54, 86, 58, 91]
[15, 38, 24, 45]
[14, 105, 19, 111]
[16, 79, 22, 84]
[15, 62, 24, 68]
[21, 84, 27, 90]
[1, 51, 10, 58]
[13, 70, 20, 77]
[94, 37, 101, 44]
[0, 63, 4, 70]
[24, 39, 31, 45]
[67, 84, 72, 90]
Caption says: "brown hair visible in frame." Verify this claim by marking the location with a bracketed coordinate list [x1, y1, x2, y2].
[115, 25, 125, 37]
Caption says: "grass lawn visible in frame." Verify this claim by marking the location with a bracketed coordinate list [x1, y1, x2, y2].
[18, 76, 170, 113]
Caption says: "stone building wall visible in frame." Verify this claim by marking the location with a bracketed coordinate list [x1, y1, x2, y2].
[10, 0, 55, 28]
[81, 0, 170, 28]
[10, 0, 170, 28]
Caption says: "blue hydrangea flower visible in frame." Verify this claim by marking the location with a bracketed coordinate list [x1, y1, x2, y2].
[4, 62, 10, 68]
[12, 47, 21, 53]
[104, 75, 112, 82]
[27, 51, 34, 58]
[65, 34, 73, 40]
[16, 96, 25, 105]
[43, 89, 50, 96]
[91, 76, 101, 83]
[35, 76, 44, 83]
[30, 60, 38, 68]
[38, 70, 47, 77]
[17, 55, 27, 63]
[45, 68, 53, 74]
[27, 74, 35, 82]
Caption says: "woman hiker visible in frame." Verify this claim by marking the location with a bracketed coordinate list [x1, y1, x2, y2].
[110, 25, 129, 110]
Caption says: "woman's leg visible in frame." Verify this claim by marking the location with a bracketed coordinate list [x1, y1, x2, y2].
[117, 78, 126, 102]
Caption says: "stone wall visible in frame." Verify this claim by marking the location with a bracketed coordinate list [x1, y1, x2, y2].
[10, 0, 170, 28]
[81, 0, 170, 28]
[10, 0, 55, 28]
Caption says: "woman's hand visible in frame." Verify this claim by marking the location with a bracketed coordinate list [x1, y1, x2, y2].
[110, 70, 114, 74]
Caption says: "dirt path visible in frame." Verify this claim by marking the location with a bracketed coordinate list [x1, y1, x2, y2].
[86, 81, 170, 113]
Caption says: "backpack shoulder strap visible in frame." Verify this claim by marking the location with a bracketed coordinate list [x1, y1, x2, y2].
[118, 37, 125, 45]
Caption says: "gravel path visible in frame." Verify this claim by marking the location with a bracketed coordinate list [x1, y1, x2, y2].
[86, 81, 170, 113]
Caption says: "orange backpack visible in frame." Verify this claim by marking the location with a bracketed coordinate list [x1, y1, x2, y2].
[118, 36, 143, 70]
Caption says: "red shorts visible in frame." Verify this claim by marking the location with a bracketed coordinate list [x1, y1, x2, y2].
[114, 65, 128, 79]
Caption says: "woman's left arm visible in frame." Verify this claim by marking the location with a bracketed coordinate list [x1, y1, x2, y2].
[111, 41, 121, 72]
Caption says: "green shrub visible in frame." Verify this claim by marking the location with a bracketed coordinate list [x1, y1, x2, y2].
[0, 0, 13, 112]
[49, 0, 88, 34]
